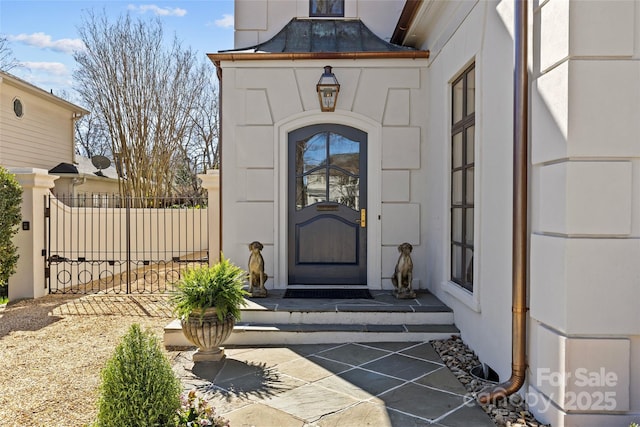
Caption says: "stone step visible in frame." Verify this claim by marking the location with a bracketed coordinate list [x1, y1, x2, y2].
[240, 304, 454, 325]
[163, 320, 459, 346]
[163, 289, 459, 347]
[240, 288, 453, 322]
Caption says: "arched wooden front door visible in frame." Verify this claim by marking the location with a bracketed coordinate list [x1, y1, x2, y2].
[288, 124, 367, 285]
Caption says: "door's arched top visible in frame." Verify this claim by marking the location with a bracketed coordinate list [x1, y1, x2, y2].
[275, 109, 381, 138]
[290, 125, 366, 211]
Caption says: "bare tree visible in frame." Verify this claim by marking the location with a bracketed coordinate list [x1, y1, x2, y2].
[75, 113, 111, 159]
[187, 72, 220, 172]
[53, 89, 111, 159]
[73, 11, 210, 200]
[0, 35, 19, 71]
[171, 71, 220, 200]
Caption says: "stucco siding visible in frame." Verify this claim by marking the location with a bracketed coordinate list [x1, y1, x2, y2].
[219, 58, 427, 289]
[415, 0, 515, 387]
[528, 0, 640, 422]
[418, 0, 640, 421]
[223, 0, 640, 423]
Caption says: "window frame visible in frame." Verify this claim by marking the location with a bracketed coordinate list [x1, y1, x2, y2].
[13, 97, 24, 118]
[309, 0, 345, 17]
[450, 63, 475, 292]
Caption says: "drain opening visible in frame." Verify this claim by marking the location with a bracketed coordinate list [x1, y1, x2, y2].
[470, 363, 500, 383]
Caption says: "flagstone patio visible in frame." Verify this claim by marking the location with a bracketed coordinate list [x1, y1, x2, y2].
[172, 341, 496, 426]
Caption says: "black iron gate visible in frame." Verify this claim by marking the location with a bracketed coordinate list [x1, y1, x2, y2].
[45, 194, 209, 294]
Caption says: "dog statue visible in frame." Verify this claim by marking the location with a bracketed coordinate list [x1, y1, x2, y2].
[391, 242, 416, 299]
[248, 241, 268, 297]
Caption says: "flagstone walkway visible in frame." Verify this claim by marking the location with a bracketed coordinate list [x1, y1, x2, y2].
[172, 341, 496, 427]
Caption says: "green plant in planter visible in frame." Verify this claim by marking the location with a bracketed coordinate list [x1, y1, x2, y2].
[172, 255, 249, 323]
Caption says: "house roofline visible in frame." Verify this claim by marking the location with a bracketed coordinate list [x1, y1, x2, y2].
[0, 70, 90, 117]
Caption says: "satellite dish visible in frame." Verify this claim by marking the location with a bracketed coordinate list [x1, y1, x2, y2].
[91, 155, 111, 171]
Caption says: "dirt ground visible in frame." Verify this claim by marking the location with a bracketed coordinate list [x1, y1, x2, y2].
[0, 294, 176, 426]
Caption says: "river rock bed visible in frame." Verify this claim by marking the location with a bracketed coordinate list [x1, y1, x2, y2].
[431, 336, 551, 427]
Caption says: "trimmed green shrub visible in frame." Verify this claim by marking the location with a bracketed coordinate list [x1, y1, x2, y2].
[96, 324, 181, 427]
[0, 167, 22, 290]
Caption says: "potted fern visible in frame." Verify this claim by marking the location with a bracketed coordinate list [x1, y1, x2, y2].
[171, 255, 249, 361]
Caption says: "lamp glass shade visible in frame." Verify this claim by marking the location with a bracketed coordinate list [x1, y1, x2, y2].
[316, 66, 340, 112]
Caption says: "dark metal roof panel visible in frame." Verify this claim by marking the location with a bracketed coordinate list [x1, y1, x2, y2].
[49, 163, 79, 174]
[221, 18, 416, 53]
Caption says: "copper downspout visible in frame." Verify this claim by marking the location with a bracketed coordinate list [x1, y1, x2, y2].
[478, 0, 529, 404]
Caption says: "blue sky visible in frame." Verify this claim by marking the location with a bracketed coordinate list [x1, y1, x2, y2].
[0, 0, 235, 97]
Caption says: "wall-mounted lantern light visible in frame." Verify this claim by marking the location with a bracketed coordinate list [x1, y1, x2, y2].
[316, 65, 340, 112]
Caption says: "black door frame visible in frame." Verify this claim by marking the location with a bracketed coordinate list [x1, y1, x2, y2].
[287, 124, 368, 285]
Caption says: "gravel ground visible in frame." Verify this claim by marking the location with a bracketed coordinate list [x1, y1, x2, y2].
[0, 294, 175, 427]
[1, 295, 550, 426]
[432, 336, 551, 427]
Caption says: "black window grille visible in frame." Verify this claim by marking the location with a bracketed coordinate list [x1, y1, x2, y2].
[451, 63, 475, 291]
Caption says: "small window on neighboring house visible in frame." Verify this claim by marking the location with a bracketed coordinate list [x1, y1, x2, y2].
[310, 0, 344, 17]
[13, 98, 24, 118]
[451, 63, 475, 291]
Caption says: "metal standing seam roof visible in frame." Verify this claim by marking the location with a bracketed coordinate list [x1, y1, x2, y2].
[220, 18, 419, 54]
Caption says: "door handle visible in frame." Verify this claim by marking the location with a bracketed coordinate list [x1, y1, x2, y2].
[356, 209, 366, 228]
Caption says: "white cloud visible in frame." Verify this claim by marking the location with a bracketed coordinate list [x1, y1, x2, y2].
[8, 33, 84, 54]
[127, 4, 187, 17]
[19, 61, 69, 76]
[214, 14, 234, 29]
[12, 62, 73, 95]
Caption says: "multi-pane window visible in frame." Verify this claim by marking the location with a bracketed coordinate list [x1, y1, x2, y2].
[295, 131, 360, 210]
[451, 63, 475, 291]
[310, 0, 344, 17]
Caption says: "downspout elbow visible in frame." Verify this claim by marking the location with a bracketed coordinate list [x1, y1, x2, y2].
[477, 366, 526, 404]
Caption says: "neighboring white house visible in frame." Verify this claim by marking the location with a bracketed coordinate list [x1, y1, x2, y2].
[50, 155, 121, 205]
[209, 0, 639, 425]
[0, 70, 88, 170]
[0, 70, 123, 198]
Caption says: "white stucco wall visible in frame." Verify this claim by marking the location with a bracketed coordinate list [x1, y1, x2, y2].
[417, 0, 640, 423]
[224, 0, 640, 423]
[218, 58, 428, 289]
[413, 0, 516, 390]
[527, 0, 640, 424]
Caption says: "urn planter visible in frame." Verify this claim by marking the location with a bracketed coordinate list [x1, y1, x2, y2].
[181, 308, 235, 362]
[170, 255, 249, 363]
